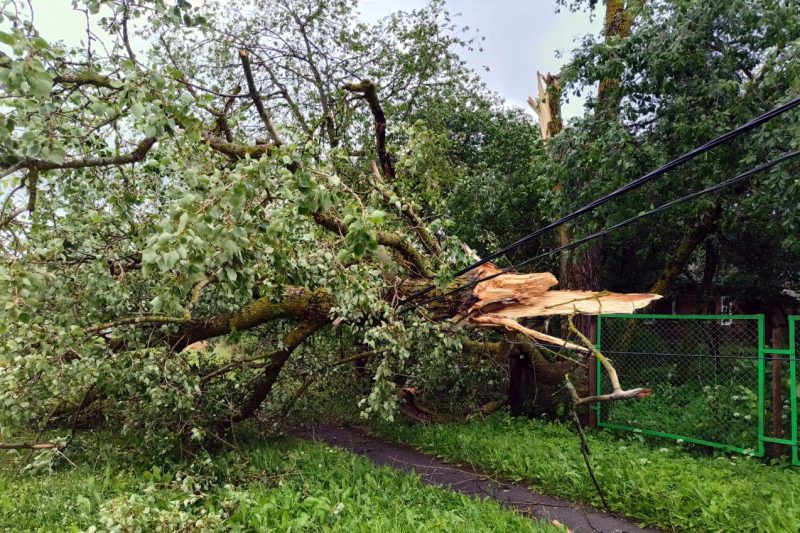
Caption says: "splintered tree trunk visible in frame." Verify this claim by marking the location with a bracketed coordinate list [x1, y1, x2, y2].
[516, 1, 640, 420]
[574, 0, 638, 321]
[538, 81, 604, 329]
[525, 72, 600, 418]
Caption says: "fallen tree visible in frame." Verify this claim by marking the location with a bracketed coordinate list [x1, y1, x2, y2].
[0, 0, 659, 452]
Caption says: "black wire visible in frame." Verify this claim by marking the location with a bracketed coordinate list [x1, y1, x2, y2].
[399, 94, 800, 306]
[398, 149, 800, 315]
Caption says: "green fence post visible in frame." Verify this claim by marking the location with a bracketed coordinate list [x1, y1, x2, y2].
[791, 317, 798, 466]
[757, 315, 766, 457]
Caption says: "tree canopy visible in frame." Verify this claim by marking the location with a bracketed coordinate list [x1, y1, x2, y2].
[0, 0, 798, 453]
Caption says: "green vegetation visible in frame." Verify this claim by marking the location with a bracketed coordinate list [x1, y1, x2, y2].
[598, 318, 763, 451]
[382, 414, 800, 532]
[1, 436, 557, 532]
[1, 0, 800, 529]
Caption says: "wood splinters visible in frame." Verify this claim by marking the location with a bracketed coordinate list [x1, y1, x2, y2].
[463, 263, 661, 351]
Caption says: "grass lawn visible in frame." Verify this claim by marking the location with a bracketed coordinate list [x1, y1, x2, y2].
[381, 414, 800, 532]
[1, 435, 558, 532]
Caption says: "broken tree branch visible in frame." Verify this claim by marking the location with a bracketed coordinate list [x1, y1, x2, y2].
[459, 263, 660, 351]
[0, 441, 63, 450]
[344, 79, 394, 178]
[239, 49, 284, 147]
[566, 315, 651, 405]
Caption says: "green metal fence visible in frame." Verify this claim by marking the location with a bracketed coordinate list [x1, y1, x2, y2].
[595, 314, 800, 460]
[792, 316, 799, 465]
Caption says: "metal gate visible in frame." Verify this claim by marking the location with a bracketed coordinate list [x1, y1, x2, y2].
[595, 314, 798, 461]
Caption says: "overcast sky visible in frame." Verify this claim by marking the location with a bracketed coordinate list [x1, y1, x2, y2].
[24, 0, 601, 119]
[360, 0, 601, 118]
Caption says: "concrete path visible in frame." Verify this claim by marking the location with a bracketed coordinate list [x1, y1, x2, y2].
[292, 424, 661, 533]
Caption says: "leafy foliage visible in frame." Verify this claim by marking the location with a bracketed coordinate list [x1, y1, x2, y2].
[0, 0, 501, 448]
[554, 0, 800, 296]
[0, 435, 559, 531]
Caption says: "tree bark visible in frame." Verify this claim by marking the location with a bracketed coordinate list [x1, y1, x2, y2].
[649, 199, 723, 295]
[344, 79, 394, 179]
[597, 0, 637, 117]
[213, 319, 328, 437]
[168, 287, 335, 351]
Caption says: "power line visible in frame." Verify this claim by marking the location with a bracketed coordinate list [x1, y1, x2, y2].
[399, 94, 800, 306]
[398, 149, 800, 315]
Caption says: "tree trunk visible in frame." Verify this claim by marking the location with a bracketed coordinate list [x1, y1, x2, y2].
[650, 199, 723, 295]
[767, 304, 790, 458]
[508, 342, 578, 418]
[597, 0, 637, 118]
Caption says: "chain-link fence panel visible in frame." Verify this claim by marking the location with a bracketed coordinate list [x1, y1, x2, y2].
[596, 315, 762, 454]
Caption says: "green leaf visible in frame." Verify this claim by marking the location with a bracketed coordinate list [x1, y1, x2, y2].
[31, 37, 49, 50]
[130, 102, 145, 117]
[44, 146, 66, 164]
[141, 249, 158, 264]
[28, 73, 53, 96]
[176, 212, 189, 234]
[162, 249, 180, 271]
[369, 210, 386, 225]
[0, 31, 15, 46]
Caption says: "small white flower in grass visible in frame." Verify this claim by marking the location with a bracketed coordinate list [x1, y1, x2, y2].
[734, 412, 741, 417]
[659, 448, 669, 453]
[334, 502, 345, 515]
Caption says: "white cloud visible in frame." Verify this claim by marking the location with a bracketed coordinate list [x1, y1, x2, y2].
[27, 0, 601, 119]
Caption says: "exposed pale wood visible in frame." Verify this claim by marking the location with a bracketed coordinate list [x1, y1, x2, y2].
[489, 291, 661, 319]
[0, 442, 62, 449]
[463, 262, 661, 350]
[528, 71, 562, 140]
[469, 264, 557, 313]
[471, 314, 589, 352]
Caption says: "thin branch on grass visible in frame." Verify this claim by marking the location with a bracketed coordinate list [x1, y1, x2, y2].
[565, 375, 610, 513]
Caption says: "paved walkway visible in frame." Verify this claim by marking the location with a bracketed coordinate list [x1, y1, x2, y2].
[292, 424, 661, 533]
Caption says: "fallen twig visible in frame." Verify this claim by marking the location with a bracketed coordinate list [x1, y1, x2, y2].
[565, 376, 610, 513]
